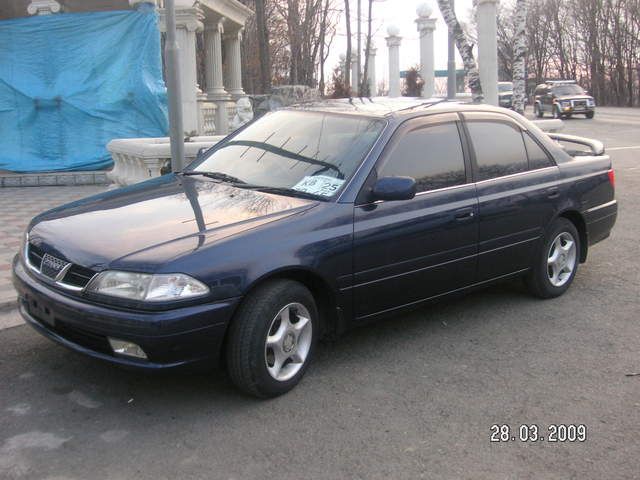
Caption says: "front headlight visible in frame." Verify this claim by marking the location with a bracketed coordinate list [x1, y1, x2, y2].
[87, 271, 209, 302]
[587, 98, 595, 106]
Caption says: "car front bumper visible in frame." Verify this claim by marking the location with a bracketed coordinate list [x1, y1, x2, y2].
[560, 104, 595, 114]
[12, 255, 240, 370]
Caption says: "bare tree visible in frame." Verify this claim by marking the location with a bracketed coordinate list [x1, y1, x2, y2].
[512, 0, 528, 114]
[343, 0, 352, 93]
[436, 0, 483, 100]
[359, 0, 373, 96]
[255, 0, 271, 93]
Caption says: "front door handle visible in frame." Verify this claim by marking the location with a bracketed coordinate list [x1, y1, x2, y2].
[454, 207, 475, 221]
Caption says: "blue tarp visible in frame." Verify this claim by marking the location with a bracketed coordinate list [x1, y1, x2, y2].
[0, 8, 168, 172]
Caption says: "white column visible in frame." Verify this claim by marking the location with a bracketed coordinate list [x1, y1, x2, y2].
[204, 20, 228, 98]
[386, 25, 402, 98]
[27, 0, 61, 15]
[477, 0, 499, 106]
[367, 45, 377, 96]
[204, 19, 231, 135]
[159, 6, 203, 135]
[351, 57, 359, 94]
[224, 28, 245, 98]
[416, 4, 436, 98]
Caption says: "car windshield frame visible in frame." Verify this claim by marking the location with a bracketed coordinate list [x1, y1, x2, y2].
[184, 110, 388, 202]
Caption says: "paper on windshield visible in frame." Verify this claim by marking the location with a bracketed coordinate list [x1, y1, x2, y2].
[292, 175, 345, 197]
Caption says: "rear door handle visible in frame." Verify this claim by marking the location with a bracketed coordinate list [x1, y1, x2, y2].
[547, 187, 560, 199]
[454, 207, 475, 220]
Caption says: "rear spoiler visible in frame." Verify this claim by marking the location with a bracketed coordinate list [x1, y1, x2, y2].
[546, 133, 605, 156]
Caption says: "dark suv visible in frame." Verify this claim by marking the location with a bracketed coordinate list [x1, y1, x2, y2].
[534, 80, 595, 119]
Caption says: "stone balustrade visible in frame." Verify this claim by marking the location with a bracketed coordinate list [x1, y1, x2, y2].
[107, 135, 224, 186]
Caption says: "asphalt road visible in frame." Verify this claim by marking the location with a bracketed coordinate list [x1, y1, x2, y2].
[1, 107, 639, 480]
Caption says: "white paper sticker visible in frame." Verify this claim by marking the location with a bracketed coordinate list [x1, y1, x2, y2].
[292, 175, 345, 197]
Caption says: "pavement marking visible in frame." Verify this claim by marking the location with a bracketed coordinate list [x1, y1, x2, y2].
[607, 145, 640, 151]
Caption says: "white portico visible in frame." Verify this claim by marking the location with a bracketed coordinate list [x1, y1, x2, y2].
[157, 0, 253, 135]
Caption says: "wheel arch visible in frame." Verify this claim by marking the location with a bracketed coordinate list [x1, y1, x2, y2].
[238, 266, 340, 338]
[557, 209, 588, 262]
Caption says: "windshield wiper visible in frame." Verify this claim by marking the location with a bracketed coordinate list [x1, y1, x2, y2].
[181, 171, 246, 184]
[232, 184, 327, 201]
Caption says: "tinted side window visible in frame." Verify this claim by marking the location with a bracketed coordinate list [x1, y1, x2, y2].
[379, 122, 466, 193]
[523, 133, 555, 170]
[467, 121, 528, 181]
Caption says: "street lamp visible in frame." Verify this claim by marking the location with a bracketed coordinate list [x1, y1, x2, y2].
[164, 0, 185, 173]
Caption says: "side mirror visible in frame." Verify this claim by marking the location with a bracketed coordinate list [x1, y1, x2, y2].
[371, 176, 416, 202]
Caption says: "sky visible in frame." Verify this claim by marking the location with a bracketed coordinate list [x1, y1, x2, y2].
[325, 0, 474, 91]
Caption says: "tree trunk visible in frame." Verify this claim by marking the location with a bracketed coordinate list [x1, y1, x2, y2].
[255, 0, 271, 93]
[436, 0, 483, 100]
[344, 0, 352, 93]
[512, 0, 528, 115]
[360, 0, 373, 96]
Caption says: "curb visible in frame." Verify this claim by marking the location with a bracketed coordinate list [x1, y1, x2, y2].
[0, 298, 17, 313]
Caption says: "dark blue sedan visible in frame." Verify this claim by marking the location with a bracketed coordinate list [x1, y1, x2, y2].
[13, 99, 617, 397]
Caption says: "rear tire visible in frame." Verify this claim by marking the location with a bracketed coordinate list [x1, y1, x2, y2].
[225, 279, 318, 398]
[526, 218, 580, 299]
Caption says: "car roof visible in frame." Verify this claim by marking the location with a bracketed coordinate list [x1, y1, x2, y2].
[286, 97, 521, 119]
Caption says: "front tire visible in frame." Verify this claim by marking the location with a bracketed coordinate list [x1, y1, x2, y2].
[586, 111, 595, 119]
[526, 218, 580, 299]
[225, 280, 318, 398]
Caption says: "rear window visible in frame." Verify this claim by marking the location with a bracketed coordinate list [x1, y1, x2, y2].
[467, 121, 528, 180]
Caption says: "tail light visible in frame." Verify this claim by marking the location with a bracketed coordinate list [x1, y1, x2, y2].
[607, 169, 615, 188]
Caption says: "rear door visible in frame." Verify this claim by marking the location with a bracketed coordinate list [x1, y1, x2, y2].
[352, 113, 478, 320]
[462, 112, 560, 281]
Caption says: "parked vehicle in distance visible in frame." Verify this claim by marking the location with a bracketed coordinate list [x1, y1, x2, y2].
[534, 80, 596, 119]
[13, 98, 617, 397]
[498, 81, 514, 109]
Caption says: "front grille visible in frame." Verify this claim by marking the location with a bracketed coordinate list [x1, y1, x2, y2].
[64, 265, 97, 288]
[573, 100, 587, 108]
[28, 243, 44, 268]
[26, 242, 96, 290]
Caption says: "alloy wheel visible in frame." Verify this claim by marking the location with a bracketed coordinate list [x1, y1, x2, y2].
[547, 232, 577, 287]
[264, 302, 313, 381]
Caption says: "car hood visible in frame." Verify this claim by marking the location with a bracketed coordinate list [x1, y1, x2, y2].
[28, 175, 317, 270]
[556, 94, 593, 101]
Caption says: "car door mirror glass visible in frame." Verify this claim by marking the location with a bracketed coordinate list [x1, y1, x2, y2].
[371, 176, 416, 202]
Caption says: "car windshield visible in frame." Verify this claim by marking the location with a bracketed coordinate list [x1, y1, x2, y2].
[498, 83, 513, 92]
[553, 84, 585, 96]
[188, 110, 385, 198]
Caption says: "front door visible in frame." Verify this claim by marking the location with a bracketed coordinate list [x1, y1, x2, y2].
[352, 114, 479, 321]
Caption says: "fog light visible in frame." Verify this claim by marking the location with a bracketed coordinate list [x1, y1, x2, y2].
[108, 338, 147, 359]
